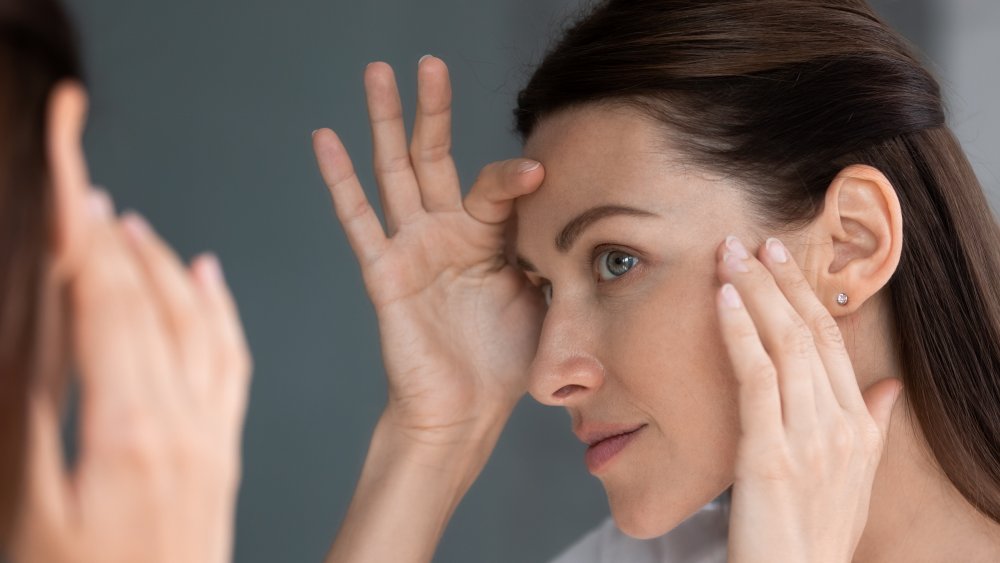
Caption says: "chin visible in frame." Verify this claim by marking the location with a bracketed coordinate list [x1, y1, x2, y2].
[603, 478, 729, 540]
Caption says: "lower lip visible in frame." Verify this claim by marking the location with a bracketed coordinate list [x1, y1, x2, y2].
[585, 426, 645, 473]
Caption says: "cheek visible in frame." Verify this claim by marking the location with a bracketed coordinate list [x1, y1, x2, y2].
[600, 266, 741, 536]
[626, 274, 740, 449]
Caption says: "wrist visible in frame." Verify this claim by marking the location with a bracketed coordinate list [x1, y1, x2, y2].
[373, 402, 512, 478]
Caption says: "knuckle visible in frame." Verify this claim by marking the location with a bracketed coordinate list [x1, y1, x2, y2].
[740, 442, 794, 482]
[472, 163, 500, 190]
[410, 141, 452, 164]
[781, 318, 816, 358]
[377, 153, 413, 175]
[812, 312, 845, 348]
[802, 436, 827, 469]
[742, 361, 779, 394]
[785, 273, 814, 295]
[730, 321, 760, 342]
[102, 413, 163, 471]
[829, 420, 856, 453]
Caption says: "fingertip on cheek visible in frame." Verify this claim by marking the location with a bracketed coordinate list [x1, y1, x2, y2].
[720, 283, 743, 309]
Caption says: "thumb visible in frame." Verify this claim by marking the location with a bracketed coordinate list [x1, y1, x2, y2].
[463, 159, 544, 225]
[862, 377, 904, 444]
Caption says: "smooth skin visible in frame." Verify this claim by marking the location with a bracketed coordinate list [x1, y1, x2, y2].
[314, 57, 1000, 562]
[10, 82, 252, 563]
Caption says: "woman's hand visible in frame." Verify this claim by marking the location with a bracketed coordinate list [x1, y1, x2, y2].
[13, 190, 251, 563]
[312, 56, 546, 448]
[715, 235, 902, 562]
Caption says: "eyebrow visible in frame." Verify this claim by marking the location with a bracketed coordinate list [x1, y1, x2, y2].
[515, 204, 659, 273]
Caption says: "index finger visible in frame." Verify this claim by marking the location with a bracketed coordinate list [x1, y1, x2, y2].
[758, 237, 866, 413]
[313, 129, 390, 266]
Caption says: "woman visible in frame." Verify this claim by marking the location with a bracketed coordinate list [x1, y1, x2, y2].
[0, 0, 251, 561]
[312, 0, 1000, 561]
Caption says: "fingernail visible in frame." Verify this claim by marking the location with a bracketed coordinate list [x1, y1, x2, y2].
[724, 251, 750, 273]
[311, 129, 319, 137]
[419, 54, 433, 64]
[518, 160, 541, 174]
[121, 212, 151, 241]
[724, 235, 749, 260]
[88, 189, 112, 219]
[195, 253, 225, 286]
[766, 238, 788, 263]
[721, 283, 742, 309]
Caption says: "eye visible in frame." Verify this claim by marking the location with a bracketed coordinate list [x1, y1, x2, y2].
[595, 249, 639, 281]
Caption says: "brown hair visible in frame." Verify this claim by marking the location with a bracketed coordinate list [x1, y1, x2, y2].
[516, 0, 1000, 524]
[0, 0, 81, 545]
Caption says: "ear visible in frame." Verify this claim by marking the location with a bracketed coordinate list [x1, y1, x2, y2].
[46, 80, 91, 279]
[800, 164, 903, 316]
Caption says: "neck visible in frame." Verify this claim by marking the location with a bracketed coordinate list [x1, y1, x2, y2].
[844, 295, 1000, 562]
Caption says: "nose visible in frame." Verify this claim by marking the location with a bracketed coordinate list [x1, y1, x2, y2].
[527, 302, 605, 407]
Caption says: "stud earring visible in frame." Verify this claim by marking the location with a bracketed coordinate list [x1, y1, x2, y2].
[836, 293, 849, 306]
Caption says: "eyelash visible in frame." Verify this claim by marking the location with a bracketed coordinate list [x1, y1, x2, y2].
[536, 244, 643, 305]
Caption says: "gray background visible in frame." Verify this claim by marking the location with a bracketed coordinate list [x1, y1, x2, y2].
[61, 1, 999, 561]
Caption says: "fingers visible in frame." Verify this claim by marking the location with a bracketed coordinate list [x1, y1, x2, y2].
[313, 129, 390, 266]
[464, 159, 544, 225]
[189, 254, 253, 421]
[717, 235, 825, 430]
[120, 213, 211, 395]
[716, 283, 784, 443]
[72, 191, 175, 408]
[365, 62, 424, 234]
[411, 55, 462, 212]
[118, 212, 251, 419]
[756, 237, 868, 415]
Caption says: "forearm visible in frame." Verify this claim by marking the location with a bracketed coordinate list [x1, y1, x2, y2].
[324, 407, 510, 563]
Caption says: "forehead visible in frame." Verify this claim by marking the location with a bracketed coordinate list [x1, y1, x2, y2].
[514, 104, 735, 249]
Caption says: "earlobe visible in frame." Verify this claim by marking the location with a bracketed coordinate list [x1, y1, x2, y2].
[46, 80, 91, 278]
[814, 164, 903, 315]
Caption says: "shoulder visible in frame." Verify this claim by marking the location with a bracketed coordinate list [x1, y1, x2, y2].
[549, 497, 729, 563]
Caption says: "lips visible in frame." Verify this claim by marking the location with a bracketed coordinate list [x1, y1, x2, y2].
[577, 424, 646, 473]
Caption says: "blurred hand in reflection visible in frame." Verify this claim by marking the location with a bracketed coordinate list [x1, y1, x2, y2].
[10, 83, 252, 563]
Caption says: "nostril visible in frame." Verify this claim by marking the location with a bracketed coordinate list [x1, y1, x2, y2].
[553, 384, 586, 399]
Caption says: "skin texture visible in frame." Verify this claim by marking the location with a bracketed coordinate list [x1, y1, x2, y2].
[515, 105, 746, 537]
[518, 103, 1000, 560]
[314, 58, 1000, 562]
[10, 82, 252, 563]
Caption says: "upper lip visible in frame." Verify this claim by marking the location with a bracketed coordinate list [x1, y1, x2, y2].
[574, 423, 647, 447]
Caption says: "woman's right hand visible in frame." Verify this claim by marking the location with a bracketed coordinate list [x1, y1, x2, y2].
[312, 56, 546, 448]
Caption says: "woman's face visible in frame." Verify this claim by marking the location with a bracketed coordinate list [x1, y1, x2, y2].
[514, 104, 752, 538]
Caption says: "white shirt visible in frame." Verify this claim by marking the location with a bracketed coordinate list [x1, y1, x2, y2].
[549, 496, 729, 563]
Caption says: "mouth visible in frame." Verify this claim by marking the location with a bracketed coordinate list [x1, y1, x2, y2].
[578, 424, 647, 474]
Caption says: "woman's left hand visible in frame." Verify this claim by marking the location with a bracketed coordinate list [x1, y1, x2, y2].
[715, 235, 902, 563]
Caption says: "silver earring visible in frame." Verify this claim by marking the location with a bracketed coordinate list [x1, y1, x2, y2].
[836, 293, 849, 306]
